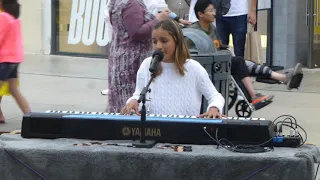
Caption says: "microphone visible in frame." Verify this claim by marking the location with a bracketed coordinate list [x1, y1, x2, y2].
[149, 50, 164, 73]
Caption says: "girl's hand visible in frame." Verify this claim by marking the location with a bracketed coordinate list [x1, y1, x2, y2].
[120, 100, 140, 115]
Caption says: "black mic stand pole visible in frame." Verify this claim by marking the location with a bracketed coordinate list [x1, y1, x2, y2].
[132, 73, 157, 148]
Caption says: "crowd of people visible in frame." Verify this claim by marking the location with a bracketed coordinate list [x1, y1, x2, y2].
[0, 0, 304, 122]
[103, 0, 303, 116]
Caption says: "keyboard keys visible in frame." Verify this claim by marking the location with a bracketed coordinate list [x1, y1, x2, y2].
[43, 111, 267, 122]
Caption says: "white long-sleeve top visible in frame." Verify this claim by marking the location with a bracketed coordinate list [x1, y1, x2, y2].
[127, 57, 225, 116]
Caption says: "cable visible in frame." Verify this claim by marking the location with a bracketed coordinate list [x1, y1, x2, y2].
[273, 115, 307, 147]
[241, 163, 274, 180]
[4, 148, 47, 180]
[203, 127, 272, 153]
[273, 115, 297, 128]
[203, 115, 307, 152]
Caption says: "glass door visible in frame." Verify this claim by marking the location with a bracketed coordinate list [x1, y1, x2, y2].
[308, 0, 320, 68]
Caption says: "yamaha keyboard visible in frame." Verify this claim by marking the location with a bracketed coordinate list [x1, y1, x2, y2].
[21, 110, 275, 146]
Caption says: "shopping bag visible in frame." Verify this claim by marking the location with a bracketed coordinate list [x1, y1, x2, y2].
[244, 26, 263, 64]
[0, 80, 20, 96]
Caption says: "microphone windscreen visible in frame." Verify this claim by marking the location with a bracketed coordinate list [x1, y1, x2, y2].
[152, 50, 164, 60]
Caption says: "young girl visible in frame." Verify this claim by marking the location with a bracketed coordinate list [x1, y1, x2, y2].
[121, 20, 225, 118]
[0, 0, 30, 123]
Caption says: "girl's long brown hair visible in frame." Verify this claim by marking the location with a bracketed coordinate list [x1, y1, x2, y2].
[153, 20, 191, 76]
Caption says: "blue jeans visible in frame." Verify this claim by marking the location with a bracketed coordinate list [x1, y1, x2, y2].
[216, 14, 248, 57]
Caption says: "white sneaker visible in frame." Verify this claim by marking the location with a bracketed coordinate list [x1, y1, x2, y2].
[101, 89, 109, 95]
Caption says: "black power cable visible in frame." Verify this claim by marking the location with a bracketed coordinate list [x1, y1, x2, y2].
[203, 115, 308, 153]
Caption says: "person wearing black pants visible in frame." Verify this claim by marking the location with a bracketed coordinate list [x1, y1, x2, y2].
[231, 56, 274, 106]
[216, 0, 257, 57]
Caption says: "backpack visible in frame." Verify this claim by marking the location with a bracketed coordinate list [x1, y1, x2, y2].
[212, 0, 231, 17]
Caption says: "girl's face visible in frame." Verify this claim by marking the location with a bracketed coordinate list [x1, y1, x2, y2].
[152, 28, 176, 63]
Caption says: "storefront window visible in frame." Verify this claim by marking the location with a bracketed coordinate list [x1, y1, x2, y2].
[54, 0, 110, 56]
[52, 0, 271, 59]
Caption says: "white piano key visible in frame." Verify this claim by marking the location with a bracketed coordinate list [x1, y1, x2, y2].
[178, 115, 185, 118]
[251, 118, 258, 120]
[259, 118, 266, 120]
[149, 114, 155, 117]
[115, 113, 120, 115]
[62, 111, 68, 113]
[239, 117, 245, 120]
[74, 111, 80, 114]
[190, 116, 197, 118]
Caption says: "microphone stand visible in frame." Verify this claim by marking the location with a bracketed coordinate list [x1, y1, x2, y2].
[132, 73, 157, 148]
